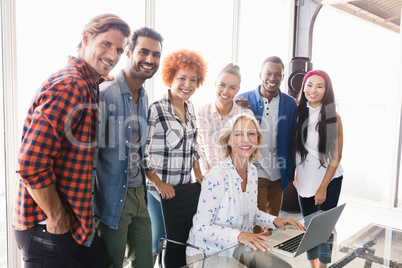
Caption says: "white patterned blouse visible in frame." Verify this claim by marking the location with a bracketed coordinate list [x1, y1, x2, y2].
[186, 156, 277, 257]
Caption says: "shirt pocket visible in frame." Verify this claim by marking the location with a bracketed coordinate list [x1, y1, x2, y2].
[165, 121, 184, 149]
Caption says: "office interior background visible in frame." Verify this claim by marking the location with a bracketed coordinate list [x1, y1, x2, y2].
[1, 0, 401, 267]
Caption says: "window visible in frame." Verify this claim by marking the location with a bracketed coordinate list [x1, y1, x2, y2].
[313, 6, 400, 204]
[0, 5, 7, 265]
[15, 0, 146, 126]
[238, 0, 292, 93]
[154, 0, 234, 108]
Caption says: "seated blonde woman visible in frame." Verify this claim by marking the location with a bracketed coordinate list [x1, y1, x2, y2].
[186, 114, 305, 264]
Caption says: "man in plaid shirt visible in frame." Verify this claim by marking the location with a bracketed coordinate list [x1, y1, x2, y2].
[13, 14, 130, 267]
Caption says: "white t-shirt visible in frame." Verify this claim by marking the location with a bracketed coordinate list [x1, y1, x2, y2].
[256, 95, 281, 181]
[296, 103, 343, 198]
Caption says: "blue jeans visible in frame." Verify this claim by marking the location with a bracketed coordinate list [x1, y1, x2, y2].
[298, 175, 343, 263]
[147, 192, 166, 255]
[13, 225, 107, 268]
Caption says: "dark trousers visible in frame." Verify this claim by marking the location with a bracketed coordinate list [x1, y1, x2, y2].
[14, 225, 108, 268]
[298, 175, 343, 263]
[298, 175, 343, 217]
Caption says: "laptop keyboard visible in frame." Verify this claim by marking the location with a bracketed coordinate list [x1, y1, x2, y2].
[274, 233, 305, 253]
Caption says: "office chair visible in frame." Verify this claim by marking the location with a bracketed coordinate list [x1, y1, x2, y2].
[157, 182, 206, 268]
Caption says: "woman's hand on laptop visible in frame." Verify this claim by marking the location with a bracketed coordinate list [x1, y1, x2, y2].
[274, 218, 306, 231]
[237, 230, 272, 252]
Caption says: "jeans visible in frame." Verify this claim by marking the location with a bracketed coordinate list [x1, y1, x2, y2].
[147, 192, 166, 255]
[13, 225, 107, 268]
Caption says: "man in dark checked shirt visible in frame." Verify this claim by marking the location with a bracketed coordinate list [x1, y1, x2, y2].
[13, 14, 130, 267]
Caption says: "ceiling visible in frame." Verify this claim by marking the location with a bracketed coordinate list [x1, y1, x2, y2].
[323, 0, 401, 33]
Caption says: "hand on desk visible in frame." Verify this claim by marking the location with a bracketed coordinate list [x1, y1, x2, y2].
[237, 230, 272, 252]
[237, 218, 306, 253]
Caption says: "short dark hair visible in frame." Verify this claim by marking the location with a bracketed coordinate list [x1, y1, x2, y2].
[261, 56, 284, 71]
[77, 13, 130, 49]
[128, 27, 163, 52]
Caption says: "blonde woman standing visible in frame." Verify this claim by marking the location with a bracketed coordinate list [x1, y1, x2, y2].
[197, 63, 254, 174]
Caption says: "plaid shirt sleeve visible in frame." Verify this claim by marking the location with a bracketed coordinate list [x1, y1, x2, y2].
[144, 103, 158, 171]
[187, 102, 200, 162]
[14, 57, 98, 245]
[17, 80, 86, 188]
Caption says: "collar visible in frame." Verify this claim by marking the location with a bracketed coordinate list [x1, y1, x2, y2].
[224, 155, 252, 170]
[256, 86, 283, 102]
[211, 101, 219, 115]
[161, 90, 194, 117]
[261, 93, 280, 103]
[69, 56, 97, 89]
[212, 100, 239, 117]
[224, 156, 254, 184]
[306, 101, 322, 111]
[115, 70, 145, 99]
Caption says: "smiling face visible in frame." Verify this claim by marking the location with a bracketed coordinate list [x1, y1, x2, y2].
[170, 69, 198, 101]
[215, 73, 241, 106]
[260, 61, 284, 97]
[82, 28, 128, 82]
[304, 74, 326, 108]
[229, 118, 259, 162]
[126, 36, 162, 81]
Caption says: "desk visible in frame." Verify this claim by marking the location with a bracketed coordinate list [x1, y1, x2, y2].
[329, 223, 402, 267]
[185, 213, 402, 267]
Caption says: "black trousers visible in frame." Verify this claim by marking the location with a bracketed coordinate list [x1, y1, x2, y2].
[298, 175, 343, 217]
[14, 225, 108, 268]
[297, 175, 343, 263]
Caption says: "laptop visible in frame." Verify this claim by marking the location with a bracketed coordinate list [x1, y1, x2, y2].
[264, 203, 346, 258]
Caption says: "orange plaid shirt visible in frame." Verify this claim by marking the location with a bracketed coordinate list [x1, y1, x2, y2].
[13, 56, 98, 245]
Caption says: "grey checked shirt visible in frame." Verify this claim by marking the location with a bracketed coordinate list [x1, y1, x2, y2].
[144, 91, 200, 200]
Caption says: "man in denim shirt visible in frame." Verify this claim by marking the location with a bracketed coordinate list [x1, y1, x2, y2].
[94, 27, 163, 268]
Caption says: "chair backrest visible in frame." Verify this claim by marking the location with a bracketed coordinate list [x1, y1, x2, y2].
[161, 182, 201, 268]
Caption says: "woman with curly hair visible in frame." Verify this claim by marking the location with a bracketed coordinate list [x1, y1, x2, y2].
[144, 49, 208, 256]
[295, 70, 343, 268]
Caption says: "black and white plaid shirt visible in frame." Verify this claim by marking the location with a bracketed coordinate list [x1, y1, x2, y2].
[144, 91, 200, 200]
